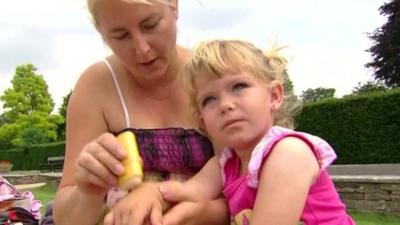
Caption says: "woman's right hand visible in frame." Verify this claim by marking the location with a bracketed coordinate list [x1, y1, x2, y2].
[74, 132, 126, 196]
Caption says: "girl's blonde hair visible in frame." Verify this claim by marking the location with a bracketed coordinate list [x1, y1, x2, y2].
[87, 0, 172, 25]
[181, 39, 303, 129]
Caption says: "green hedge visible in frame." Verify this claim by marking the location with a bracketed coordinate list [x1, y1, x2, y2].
[0, 141, 65, 170]
[297, 88, 400, 164]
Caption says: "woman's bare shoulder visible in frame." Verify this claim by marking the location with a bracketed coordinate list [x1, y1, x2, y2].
[68, 59, 117, 115]
[74, 60, 111, 91]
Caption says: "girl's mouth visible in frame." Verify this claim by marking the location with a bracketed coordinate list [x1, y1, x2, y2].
[222, 119, 243, 130]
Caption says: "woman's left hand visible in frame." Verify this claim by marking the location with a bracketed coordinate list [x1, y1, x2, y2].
[160, 181, 229, 225]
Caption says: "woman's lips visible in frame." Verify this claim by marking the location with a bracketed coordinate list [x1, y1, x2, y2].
[139, 57, 158, 66]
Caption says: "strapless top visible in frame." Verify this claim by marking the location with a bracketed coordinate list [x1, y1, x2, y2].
[115, 127, 214, 178]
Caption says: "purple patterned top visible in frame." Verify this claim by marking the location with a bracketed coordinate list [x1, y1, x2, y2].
[106, 127, 213, 206]
[118, 127, 214, 176]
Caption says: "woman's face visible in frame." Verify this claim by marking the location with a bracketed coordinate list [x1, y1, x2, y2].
[96, 0, 178, 80]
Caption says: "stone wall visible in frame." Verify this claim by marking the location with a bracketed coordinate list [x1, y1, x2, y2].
[333, 175, 400, 215]
[2, 173, 61, 187]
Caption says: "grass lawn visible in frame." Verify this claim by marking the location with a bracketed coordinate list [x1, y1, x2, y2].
[27, 183, 58, 215]
[349, 210, 400, 225]
[26, 184, 400, 224]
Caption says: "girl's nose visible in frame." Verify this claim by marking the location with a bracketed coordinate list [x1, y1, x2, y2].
[220, 98, 235, 114]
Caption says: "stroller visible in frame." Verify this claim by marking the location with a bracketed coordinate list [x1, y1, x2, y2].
[0, 176, 41, 225]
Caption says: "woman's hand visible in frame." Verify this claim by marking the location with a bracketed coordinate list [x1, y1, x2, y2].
[74, 132, 126, 196]
[103, 182, 165, 225]
[160, 181, 229, 225]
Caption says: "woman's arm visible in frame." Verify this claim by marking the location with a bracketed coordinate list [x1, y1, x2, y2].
[251, 137, 319, 225]
[54, 186, 106, 225]
[53, 63, 125, 225]
[161, 156, 230, 225]
[162, 197, 229, 225]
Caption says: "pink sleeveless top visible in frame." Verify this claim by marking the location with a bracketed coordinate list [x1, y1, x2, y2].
[220, 126, 355, 225]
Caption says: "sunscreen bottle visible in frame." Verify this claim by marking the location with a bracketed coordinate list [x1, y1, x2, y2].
[116, 131, 143, 191]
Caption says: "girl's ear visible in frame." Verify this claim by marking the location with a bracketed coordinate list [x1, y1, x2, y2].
[270, 80, 284, 111]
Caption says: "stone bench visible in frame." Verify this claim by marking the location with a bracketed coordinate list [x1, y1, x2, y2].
[40, 156, 65, 172]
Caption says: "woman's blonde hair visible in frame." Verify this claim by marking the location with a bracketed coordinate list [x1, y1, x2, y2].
[87, 0, 172, 25]
[181, 39, 303, 129]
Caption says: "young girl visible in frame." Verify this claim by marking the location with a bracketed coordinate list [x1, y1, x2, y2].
[171, 39, 355, 225]
[106, 39, 356, 225]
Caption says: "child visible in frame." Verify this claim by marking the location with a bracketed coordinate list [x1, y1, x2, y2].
[105, 39, 356, 225]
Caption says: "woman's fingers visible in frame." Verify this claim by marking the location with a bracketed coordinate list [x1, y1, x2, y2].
[104, 211, 114, 225]
[150, 201, 163, 225]
[90, 142, 125, 176]
[160, 181, 209, 225]
[77, 147, 118, 186]
[75, 163, 109, 189]
[75, 132, 127, 194]
[162, 201, 194, 225]
[96, 132, 126, 160]
[94, 133, 126, 175]
[159, 181, 201, 203]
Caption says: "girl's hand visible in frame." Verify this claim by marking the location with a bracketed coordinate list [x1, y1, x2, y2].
[103, 182, 165, 225]
[74, 132, 126, 196]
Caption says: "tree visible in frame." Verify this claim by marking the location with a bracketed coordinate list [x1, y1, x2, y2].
[300, 87, 336, 103]
[0, 123, 18, 149]
[366, 0, 400, 87]
[282, 70, 294, 95]
[57, 90, 72, 140]
[0, 114, 6, 127]
[0, 64, 63, 148]
[11, 111, 63, 146]
[348, 80, 387, 96]
[58, 90, 72, 119]
[1, 64, 54, 122]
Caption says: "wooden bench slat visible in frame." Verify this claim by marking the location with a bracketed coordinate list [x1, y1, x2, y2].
[40, 156, 64, 172]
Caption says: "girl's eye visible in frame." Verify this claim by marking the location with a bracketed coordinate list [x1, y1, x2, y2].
[201, 96, 216, 107]
[233, 82, 248, 92]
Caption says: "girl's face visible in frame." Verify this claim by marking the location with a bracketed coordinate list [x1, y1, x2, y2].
[196, 71, 283, 152]
[96, 0, 178, 80]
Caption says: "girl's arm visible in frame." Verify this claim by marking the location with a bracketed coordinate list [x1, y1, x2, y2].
[185, 156, 223, 199]
[251, 137, 320, 225]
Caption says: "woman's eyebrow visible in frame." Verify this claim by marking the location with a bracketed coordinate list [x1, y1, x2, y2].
[108, 27, 126, 33]
[107, 13, 160, 33]
[139, 13, 160, 25]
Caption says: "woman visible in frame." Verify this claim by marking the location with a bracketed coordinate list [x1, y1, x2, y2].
[53, 0, 229, 225]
